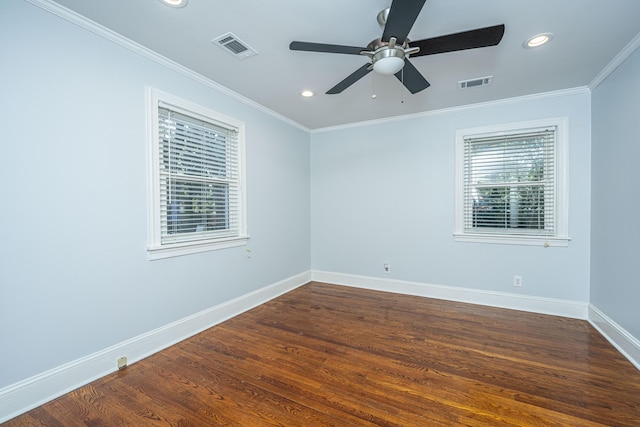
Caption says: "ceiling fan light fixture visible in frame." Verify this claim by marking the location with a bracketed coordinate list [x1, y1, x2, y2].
[523, 33, 553, 48]
[159, 0, 188, 8]
[372, 48, 405, 75]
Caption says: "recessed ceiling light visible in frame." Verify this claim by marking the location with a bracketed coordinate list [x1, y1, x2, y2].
[523, 33, 553, 48]
[159, 0, 188, 8]
[300, 90, 315, 98]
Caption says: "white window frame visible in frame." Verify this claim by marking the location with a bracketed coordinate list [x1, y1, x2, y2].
[454, 117, 570, 247]
[146, 87, 248, 260]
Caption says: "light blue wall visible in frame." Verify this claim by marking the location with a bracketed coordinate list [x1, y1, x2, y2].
[0, 1, 310, 388]
[311, 92, 592, 302]
[591, 47, 640, 339]
[5, 0, 629, 396]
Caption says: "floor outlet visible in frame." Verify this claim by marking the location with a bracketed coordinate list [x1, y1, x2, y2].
[117, 356, 128, 370]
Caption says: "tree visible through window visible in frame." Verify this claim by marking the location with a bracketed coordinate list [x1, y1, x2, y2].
[147, 88, 247, 259]
[159, 108, 235, 243]
[455, 118, 569, 246]
[467, 130, 552, 232]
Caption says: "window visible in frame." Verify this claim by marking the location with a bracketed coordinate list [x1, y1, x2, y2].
[454, 118, 569, 246]
[147, 87, 247, 259]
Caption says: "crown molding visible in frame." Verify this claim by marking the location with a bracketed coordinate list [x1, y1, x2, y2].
[25, 0, 311, 133]
[589, 30, 640, 91]
[26, 0, 638, 135]
[312, 87, 590, 134]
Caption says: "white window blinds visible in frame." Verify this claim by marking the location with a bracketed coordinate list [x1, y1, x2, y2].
[158, 104, 241, 245]
[463, 127, 556, 236]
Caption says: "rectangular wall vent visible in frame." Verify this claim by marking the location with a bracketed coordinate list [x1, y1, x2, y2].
[212, 32, 258, 59]
[458, 76, 493, 89]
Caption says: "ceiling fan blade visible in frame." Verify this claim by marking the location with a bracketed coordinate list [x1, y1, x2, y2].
[394, 59, 430, 94]
[327, 64, 373, 94]
[410, 24, 505, 57]
[289, 41, 368, 55]
[381, 0, 427, 44]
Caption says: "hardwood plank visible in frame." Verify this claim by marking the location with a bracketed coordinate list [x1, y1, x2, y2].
[5, 282, 640, 426]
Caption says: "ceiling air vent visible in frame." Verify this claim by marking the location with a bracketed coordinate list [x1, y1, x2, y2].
[458, 76, 493, 89]
[212, 32, 258, 59]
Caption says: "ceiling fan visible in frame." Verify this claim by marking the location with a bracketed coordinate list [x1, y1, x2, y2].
[289, 0, 505, 95]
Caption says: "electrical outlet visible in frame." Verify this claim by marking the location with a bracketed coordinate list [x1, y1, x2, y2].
[117, 356, 128, 370]
[384, 262, 390, 273]
[513, 275, 523, 287]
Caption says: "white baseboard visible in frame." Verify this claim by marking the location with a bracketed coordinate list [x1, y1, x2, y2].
[311, 271, 589, 320]
[9, 272, 637, 423]
[312, 271, 640, 371]
[0, 271, 310, 423]
[588, 304, 640, 370]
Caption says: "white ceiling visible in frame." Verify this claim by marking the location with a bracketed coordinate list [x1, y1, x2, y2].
[48, 0, 640, 130]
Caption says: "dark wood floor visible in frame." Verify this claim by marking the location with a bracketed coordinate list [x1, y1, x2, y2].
[5, 282, 640, 426]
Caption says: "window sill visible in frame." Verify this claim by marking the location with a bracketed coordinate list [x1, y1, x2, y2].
[454, 233, 570, 247]
[148, 235, 249, 260]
